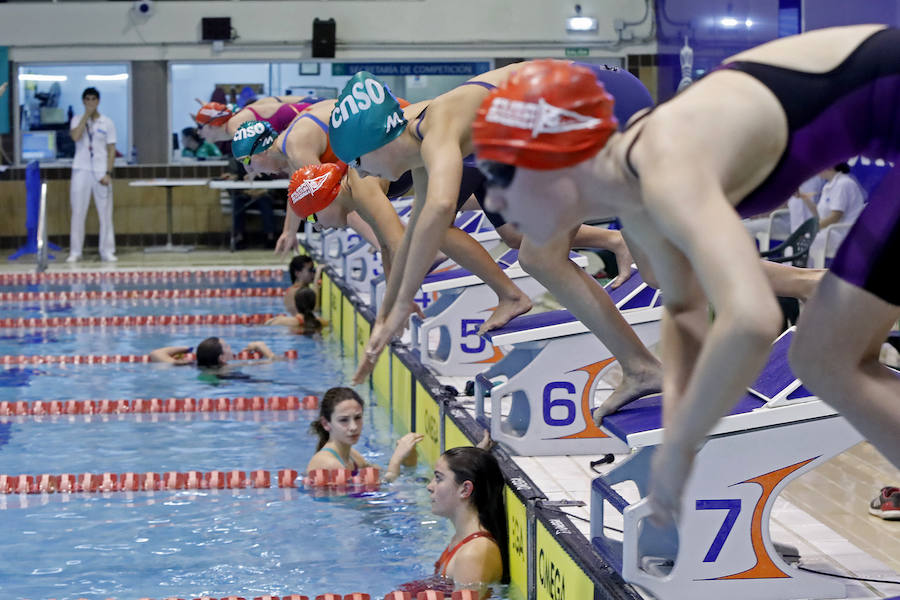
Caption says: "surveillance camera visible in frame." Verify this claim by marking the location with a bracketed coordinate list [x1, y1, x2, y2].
[132, 0, 153, 16]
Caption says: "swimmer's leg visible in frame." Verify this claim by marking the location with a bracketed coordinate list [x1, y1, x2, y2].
[791, 273, 900, 468]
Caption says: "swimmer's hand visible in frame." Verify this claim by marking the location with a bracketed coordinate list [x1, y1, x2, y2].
[352, 305, 411, 385]
[385, 432, 425, 480]
[647, 441, 695, 528]
[274, 231, 299, 255]
[476, 429, 494, 450]
[353, 322, 389, 385]
[243, 340, 276, 359]
[609, 233, 635, 289]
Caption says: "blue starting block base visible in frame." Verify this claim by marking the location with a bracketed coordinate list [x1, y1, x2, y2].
[10, 161, 60, 261]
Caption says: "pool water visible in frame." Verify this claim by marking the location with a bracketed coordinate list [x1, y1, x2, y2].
[0, 275, 507, 600]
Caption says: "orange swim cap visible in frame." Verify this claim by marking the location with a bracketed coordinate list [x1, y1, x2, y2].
[472, 60, 618, 170]
[287, 162, 348, 220]
[195, 102, 233, 127]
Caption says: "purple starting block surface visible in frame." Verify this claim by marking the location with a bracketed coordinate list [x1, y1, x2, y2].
[456, 211, 482, 233]
[603, 393, 766, 443]
[607, 270, 645, 304]
[483, 309, 577, 342]
[749, 331, 805, 401]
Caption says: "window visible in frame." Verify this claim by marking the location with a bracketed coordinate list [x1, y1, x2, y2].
[16, 63, 130, 165]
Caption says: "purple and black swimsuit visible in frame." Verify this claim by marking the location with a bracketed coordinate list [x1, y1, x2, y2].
[723, 27, 900, 304]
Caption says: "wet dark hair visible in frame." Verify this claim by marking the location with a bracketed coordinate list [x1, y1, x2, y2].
[289, 255, 314, 284]
[82, 87, 100, 100]
[294, 287, 321, 334]
[443, 446, 510, 584]
[196, 336, 224, 368]
[834, 162, 851, 174]
[181, 126, 203, 145]
[478, 160, 517, 190]
[309, 387, 364, 450]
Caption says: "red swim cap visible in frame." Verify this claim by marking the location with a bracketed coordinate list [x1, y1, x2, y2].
[472, 60, 618, 170]
[195, 102, 233, 127]
[287, 162, 348, 219]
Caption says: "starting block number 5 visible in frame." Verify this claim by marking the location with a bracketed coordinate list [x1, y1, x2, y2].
[461, 319, 486, 354]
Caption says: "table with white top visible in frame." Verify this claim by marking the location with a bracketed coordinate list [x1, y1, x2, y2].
[128, 179, 210, 252]
[208, 179, 290, 251]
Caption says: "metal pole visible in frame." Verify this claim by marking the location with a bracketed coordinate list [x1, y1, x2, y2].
[35, 183, 49, 273]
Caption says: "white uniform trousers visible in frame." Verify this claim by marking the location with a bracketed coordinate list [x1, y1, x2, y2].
[69, 168, 115, 257]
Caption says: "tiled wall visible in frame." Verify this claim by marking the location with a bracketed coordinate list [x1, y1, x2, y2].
[0, 164, 232, 249]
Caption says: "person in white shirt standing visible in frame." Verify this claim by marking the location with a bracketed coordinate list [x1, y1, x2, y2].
[68, 87, 117, 262]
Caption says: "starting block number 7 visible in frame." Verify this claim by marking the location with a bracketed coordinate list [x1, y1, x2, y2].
[696, 498, 742, 562]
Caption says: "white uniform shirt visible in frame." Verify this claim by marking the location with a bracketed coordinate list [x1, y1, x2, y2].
[788, 175, 826, 231]
[816, 173, 866, 247]
[70, 113, 117, 173]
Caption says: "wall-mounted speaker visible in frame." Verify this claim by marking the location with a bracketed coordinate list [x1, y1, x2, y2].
[312, 18, 336, 58]
[201, 17, 232, 42]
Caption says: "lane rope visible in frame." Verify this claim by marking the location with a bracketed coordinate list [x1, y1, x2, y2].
[0, 268, 285, 286]
[0, 312, 278, 329]
[0, 394, 319, 418]
[0, 349, 299, 366]
[0, 287, 283, 303]
[0, 467, 379, 493]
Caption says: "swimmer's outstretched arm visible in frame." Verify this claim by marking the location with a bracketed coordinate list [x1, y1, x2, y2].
[632, 156, 782, 526]
[148, 346, 192, 365]
[243, 340, 276, 359]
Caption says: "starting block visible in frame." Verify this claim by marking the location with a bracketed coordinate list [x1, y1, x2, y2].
[590, 329, 862, 600]
[408, 249, 587, 377]
[474, 270, 662, 455]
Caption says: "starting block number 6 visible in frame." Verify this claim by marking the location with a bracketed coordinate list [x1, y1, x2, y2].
[543, 382, 577, 426]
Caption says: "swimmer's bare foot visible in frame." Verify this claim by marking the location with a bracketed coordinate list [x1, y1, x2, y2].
[478, 294, 532, 335]
[609, 236, 635, 289]
[593, 367, 663, 426]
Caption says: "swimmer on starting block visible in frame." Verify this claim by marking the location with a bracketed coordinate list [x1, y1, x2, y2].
[470, 25, 900, 526]
[329, 67, 663, 404]
[149, 337, 275, 367]
[194, 95, 319, 142]
[306, 386, 423, 482]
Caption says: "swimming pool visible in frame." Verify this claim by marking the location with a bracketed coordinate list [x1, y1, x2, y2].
[0, 269, 482, 600]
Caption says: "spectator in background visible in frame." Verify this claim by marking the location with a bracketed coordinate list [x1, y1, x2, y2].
[788, 174, 827, 232]
[0, 81, 7, 97]
[67, 87, 117, 263]
[810, 163, 867, 262]
[181, 127, 222, 160]
[220, 154, 283, 249]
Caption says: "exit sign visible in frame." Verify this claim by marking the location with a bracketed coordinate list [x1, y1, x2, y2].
[565, 47, 590, 57]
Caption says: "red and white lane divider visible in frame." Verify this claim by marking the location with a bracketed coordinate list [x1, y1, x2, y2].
[52, 589, 479, 600]
[0, 468, 378, 494]
[0, 312, 278, 329]
[0, 394, 319, 418]
[0, 268, 284, 286]
[0, 287, 283, 302]
[0, 349, 299, 366]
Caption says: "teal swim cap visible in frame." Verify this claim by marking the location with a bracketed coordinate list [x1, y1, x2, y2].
[232, 120, 277, 163]
[329, 71, 408, 164]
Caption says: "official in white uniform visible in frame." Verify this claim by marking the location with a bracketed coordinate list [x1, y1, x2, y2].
[68, 87, 117, 262]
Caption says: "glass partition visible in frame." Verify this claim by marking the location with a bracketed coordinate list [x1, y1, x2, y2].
[170, 60, 494, 162]
[16, 63, 130, 165]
